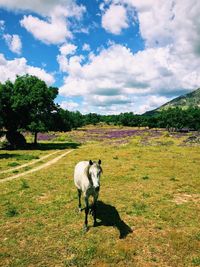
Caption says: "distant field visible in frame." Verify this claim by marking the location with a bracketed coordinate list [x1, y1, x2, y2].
[0, 126, 200, 267]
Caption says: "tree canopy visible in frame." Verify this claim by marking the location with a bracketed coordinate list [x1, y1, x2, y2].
[0, 75, 58, 144]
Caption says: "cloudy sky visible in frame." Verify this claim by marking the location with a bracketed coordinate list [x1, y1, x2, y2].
[0, 0, 200, 114]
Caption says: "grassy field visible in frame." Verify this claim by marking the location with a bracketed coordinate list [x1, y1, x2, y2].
[0, 126, 200, 267]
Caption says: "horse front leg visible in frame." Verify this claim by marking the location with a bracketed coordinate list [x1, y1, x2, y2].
[84, 196, 89, 232]
[77, 189, 82, 212]
[93, 195, 98, 227]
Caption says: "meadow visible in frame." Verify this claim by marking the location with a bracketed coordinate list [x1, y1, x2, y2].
[0, 126, 200, 267]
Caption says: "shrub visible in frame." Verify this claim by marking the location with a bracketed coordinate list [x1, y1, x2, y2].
[8, 162, 20, 167]
[142, 175, 149, 180]
[6, 205, 19, 217]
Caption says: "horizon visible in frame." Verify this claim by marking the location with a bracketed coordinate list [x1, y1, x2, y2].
[0, 1, 200, 115]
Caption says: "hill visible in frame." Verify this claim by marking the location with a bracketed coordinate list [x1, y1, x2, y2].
[145, 88, 200, 115]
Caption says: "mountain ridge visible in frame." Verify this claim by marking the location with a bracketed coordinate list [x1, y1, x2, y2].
[144, 88, 200, 115]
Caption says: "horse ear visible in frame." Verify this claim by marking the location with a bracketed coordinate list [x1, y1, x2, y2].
[89, 160, 93, 165]
[98, 159, 101, 165]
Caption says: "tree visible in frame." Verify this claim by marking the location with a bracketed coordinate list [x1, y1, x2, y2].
[71, 111, 84, 129]
[0, 80, 19, 132]
[84, 113, 100, 125]
[0, 75, 58, 145]
[50, 108, 73, 132]
[186, 107, 200, 131]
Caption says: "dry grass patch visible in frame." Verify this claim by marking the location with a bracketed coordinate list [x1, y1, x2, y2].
[173, 193, 200, 205]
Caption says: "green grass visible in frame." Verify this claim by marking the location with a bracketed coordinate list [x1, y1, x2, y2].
[0, 148, 75, 180]
[0, 126, 199, 266]
[20, 179, 30, 189]
[0, 151, 47, 173]
[7, 162, 20, 167]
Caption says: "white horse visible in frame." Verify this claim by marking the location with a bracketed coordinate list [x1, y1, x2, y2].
[74, 159, 102, 231]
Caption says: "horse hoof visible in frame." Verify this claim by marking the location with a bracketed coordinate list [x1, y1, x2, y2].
[83, 225, 88, 233]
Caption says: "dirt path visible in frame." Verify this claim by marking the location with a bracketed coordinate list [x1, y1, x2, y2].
[0, 149, 74, 183]
[0, 150, 61, 174]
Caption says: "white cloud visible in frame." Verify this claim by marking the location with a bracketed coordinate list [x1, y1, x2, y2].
[57, 54, 84, 73]
[110, 0, 200, 54]
[82, 43, 90, 51]
[60, 100, 79, 111]
[3, 34, 22, 54]
[58, 40, 200, 113]
[0, 0, 85, 17]
[64, 0, 200, 114]
[59, 43, 77, 56]
[137, 95, 170, 114]
[123, 0, 175, 47]
[87, 95, 131, 106]
[0, 53, 54, 85]
[20, 15, 72, 45]
[0, 0, 86, 45]
[102, 4, 129, 34]
[0, 20, 5, 32]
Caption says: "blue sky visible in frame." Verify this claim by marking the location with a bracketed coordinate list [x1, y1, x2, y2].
[0, 0, 200, 114]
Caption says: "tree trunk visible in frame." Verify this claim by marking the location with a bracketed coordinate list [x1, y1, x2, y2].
[34, 132, 38, 145]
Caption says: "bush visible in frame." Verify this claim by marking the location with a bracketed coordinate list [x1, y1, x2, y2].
[6, 205, 19, 217]
[6, 131, 26, 149]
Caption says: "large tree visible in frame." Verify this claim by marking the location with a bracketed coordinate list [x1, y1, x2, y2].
[0, 75, 58, 145]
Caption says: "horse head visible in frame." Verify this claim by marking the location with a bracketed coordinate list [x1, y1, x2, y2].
[88, 159, 102, 191]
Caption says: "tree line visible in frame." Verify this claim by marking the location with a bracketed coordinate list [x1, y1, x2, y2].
[1, 75, 200, 146]
[98, 108, 200, 131]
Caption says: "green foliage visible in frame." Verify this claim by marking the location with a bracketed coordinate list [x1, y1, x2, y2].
[83, 113, 101, 125]
[63, 107, 200, 131]
[0, 75, 58, 144]
[192, 257, 200, 266]
[157, 107, 200, 131]
[89, 107, 200, 131]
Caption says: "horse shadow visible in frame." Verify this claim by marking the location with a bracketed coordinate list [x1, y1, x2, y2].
[95, 201, 133, 239]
